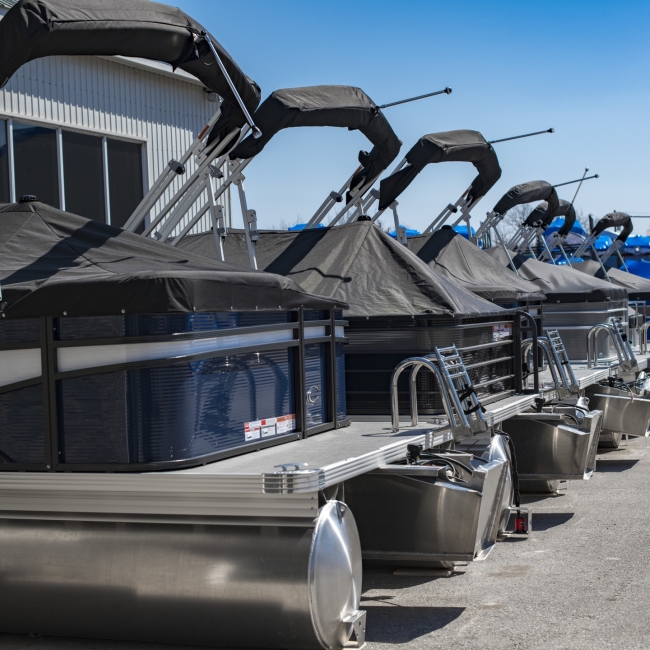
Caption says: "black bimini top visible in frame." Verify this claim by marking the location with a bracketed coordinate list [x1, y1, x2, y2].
[593, 212, 633, 241]
[492, 180, 560, 227]
[226, 85, 402, 199]
[379, 129, 502, 210]
[485, 247, 628, 303]
[573, 260, 650, 301]
[0, 202, 345, 318]
[532, 199, 576, 236]
[408, 227, 545, 304]
[0, 0, 261, 129]
[179, 221, 505, 319]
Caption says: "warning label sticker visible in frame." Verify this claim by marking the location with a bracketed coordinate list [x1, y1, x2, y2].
[492, 324, 512, 341]
[245, 414, 296, 441]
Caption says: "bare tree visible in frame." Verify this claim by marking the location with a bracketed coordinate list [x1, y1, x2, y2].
[491, 204, 532, 243]
[574, 207, 591, 233]
[273, 215, 303, 230]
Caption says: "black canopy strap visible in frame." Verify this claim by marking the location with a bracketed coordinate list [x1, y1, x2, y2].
[457, 386, 486, 414]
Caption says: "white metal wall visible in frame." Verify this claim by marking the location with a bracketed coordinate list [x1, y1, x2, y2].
[0, 54, 229, 235]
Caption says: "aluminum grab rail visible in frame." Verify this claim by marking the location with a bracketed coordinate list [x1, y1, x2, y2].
[587, 324, 625, 369]
[514, 309, 540, 393]
[390, 357, 463, 433]
[639, 321, 650, 355]
[521, 339, 563, 394]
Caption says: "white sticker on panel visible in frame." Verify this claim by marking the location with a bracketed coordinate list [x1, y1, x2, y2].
[245, 414, 296, 441]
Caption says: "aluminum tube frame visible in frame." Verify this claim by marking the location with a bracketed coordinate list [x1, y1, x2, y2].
[306, 168, 360, 229]
[164, 157, 251, 244]
[123, 107, 224, 231]
[202, 32, 261, 138]
[142, 127, 242, 238]
[235, 178, 258, 270]
[423, 187, 471, 234]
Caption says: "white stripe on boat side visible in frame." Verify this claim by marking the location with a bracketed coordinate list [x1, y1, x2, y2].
[0, 349, 42, 387]
[304, 326, 326, 339]
[57, 329, 295, 373]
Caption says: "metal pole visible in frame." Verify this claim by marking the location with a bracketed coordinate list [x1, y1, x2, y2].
[568, 168, 589, 205]
[202, 32, 262, 139]
[377, 86, 452, 109]
[488, 128, 554, 144]
[553, 174, 599, 189]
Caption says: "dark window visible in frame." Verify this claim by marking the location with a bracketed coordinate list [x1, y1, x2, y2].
[107, 139, 143, 229]
[13, 121, 59, 208]
[58, 348, 296, 465]
[0, 120, 9, 203]
[0, 385, 45, 464]
[63, 131, 105, 222]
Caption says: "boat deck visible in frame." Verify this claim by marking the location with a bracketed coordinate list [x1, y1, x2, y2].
[0, 352, 647, 522]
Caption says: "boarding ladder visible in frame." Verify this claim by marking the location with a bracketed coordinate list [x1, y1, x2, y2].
[587, 319, 636, 371]
[389, 345, 488, 438]
[432, 345, 488, 434]
[543, 330, 579, 395]
[610, 317, 637, 369]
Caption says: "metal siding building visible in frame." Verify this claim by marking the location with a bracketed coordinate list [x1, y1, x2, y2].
[0, 1, 228, 234]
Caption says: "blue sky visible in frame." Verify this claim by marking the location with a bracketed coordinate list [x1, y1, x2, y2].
[180, 0, 650, 233]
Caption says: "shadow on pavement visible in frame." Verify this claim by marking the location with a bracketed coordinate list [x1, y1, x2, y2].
[521, 493, 566, 504]
[362, 605, 465, 643]
[361, 568, 466, 591]
[532, 512, 574, 531]
[596, 459, 639, 472]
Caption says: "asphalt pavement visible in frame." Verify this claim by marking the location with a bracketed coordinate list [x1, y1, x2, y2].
[0, 437, 648, 650]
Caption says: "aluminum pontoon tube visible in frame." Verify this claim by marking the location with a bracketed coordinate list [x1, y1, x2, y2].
[0, 500, 364, 649]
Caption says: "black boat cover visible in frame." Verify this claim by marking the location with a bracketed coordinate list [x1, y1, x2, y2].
[0, 202, 345, 318]
[532, 199, 576, 236]
[379, 130, 501, 210]
[0, 0, 261, 129]
[484, 246, 627, 303]
[179, 221, 505, 318]
[227, 86, 401, 200]
[573, 260, 650, 301]
[407, 226, 545, 303]
[492, 181, 559, 223]
[593, 212, 633, 241]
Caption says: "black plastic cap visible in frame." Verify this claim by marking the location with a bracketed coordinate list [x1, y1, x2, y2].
[19, 195, 38, 203]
